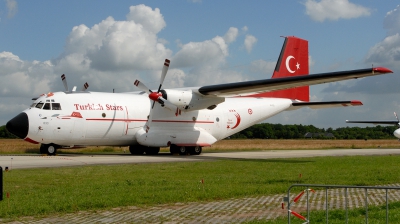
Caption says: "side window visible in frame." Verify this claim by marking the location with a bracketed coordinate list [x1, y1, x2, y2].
[52, 103, 61, 110]
[35, 102, 44, 109]
[43, 103, 51, 110]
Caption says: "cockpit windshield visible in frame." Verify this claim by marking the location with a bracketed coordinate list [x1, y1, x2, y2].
[35, 102, 44, 109]
[32, 100, 62, 110]
[52, 103, 61, 110]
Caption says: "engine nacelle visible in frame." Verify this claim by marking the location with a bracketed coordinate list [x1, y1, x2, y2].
[161, 89, 224, 111]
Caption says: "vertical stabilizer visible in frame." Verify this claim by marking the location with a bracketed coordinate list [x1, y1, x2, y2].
[250, 36, 309, 101]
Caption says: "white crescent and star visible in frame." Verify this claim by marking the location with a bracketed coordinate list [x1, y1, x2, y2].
[285, 55, 300, 73]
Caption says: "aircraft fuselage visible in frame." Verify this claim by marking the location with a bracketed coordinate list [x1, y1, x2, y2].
[8, 91, 292, 148]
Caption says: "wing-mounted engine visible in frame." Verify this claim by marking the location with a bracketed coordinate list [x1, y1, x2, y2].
[160, 89, 224, 111]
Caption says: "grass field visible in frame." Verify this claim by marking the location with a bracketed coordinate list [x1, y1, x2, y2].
[1, 138, 400, 222]
[0, 138, 399, 154]
[1, 155, 400, 221]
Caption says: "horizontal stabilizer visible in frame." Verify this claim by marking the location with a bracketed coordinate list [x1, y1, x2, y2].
[291, 100, 363, 109]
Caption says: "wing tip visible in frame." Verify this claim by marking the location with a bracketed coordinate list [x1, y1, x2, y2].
[350, 100, 363, 106]
[373, 67, 393, 74]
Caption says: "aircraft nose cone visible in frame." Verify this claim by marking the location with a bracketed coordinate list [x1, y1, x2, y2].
[6, 112, 29, 139]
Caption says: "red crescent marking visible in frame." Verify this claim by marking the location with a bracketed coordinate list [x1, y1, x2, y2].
[231, 113, 241, 129]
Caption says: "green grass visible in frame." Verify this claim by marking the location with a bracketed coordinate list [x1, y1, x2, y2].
[1, 155, 400, 220]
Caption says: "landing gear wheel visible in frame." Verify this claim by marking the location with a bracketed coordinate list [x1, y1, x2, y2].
[40, 144, 58, 156]
[145, 147, 160, 155]
[129, 145, 145, 155]
[190, 146, 202, 155]
[178, 146, 187, 155]
[170, 145, 179, 154]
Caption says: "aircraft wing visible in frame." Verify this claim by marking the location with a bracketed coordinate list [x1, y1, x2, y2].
[291, 100, 363, 109]
[346, 120, 399, 125]
[197, 67, 392, 97]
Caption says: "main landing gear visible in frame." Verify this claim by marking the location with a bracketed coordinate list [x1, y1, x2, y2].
[129, 145, 202, 155]
[40, 143, 59, 156]
[169, 145, 202, 155]
[129, 145, 160, 155]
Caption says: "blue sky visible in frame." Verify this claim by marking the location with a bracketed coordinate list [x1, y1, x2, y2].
[1, 0, 400, 129]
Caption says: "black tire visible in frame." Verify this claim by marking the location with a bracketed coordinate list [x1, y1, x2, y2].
[190, 146, 202, 155]
[170, 145, 179, 154]
[40, 144, 57, 155]
[145, 147, 160, 155]
[129, 145, 145, 155]
[178, 146, 187, 155]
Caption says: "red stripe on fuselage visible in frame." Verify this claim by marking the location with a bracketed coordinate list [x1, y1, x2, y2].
[85, 118, 214, 124]
[24, 137, 39, 144]
[86, 119, 147, 122]
[152, 120, 214, 124]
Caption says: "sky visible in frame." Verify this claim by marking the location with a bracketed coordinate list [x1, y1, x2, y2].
[1, 0, 400, 129]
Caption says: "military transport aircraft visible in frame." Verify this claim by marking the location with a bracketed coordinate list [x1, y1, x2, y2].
[346, 112, 400, 139]
[6, 36, 394, 155]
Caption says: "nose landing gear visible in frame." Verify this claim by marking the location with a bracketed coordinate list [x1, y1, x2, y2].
[40, 144, 59, 156]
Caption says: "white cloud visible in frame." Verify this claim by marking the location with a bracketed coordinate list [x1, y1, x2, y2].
[223, 27, 238, 44]
[304, 0, 371, 22]
[365, 5, 400, 72]
[126, 4, 166, 34]
[0, 5, 251, 125]
[244, 35, 257, 53]
[0, 52, 55, 97]
[6, 0, 17, 18]
[173, 27, 237, 68]
[318, 6, 400, 97]
[384, 5, 400, 36]
[249, 60, 275, 75]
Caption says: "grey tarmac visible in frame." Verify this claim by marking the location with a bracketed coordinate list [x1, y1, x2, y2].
[2, 148, 400, 170]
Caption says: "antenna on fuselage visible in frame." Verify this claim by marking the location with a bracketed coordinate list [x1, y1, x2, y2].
[61, 74, 68, 91]
[81, 82, 89, 91]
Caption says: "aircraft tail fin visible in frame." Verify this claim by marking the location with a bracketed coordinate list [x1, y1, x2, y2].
[251, 36, 309, 101]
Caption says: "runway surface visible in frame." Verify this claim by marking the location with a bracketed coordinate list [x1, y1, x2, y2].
[1, 148, 400, 170]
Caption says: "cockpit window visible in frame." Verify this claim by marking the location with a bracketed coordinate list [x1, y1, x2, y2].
[43, 103, 51, 110]
[52, 103, 61, 110]
[30, 103, 37, 108]
[35, 102, 44, 109]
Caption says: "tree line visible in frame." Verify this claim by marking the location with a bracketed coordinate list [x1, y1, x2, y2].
[0, 125, 17, 139]
[1, 123, 398, 140]
[229, 123, 398, 139]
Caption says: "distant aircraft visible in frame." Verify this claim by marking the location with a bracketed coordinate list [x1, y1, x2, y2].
[6, 36, 393, 155]
[346, 112, 400, 139]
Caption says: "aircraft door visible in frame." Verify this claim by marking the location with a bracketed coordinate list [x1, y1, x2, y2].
[124, 105, 144, 137]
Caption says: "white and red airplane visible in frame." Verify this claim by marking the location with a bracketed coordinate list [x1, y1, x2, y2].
[6, 36, 393, 155]
[346, 112, 400, 139]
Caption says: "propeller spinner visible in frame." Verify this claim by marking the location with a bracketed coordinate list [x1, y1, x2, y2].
[134, 59, 177, 110]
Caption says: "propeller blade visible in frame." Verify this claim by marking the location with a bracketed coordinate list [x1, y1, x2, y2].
[395, 112, 399, 122]
[156, 59, 170, 93]
[81, 82, 89, 91]
[61, 74, 68, 91]
[134, 80, 153, 94]
[148, 92, 181, 115]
